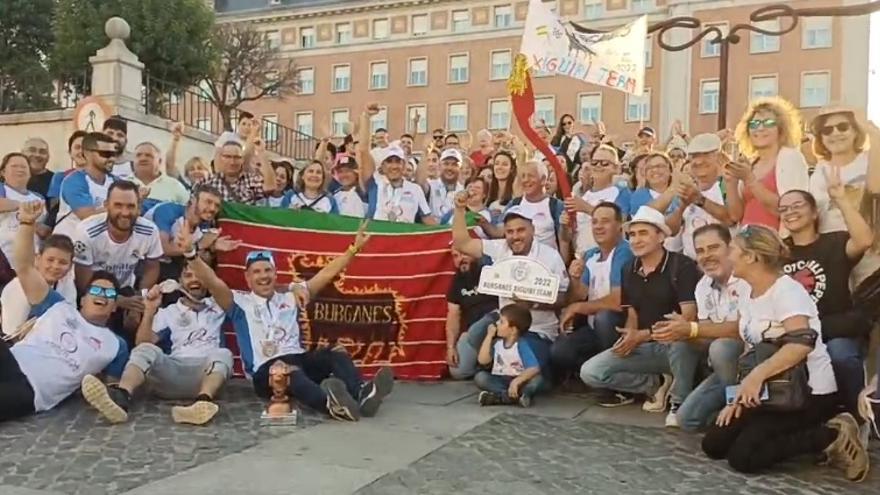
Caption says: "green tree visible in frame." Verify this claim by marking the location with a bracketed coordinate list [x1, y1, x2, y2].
[0, 0, 56, 112]
[52, 0, 216, 91]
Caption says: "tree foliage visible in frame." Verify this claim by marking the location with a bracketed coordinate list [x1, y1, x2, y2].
[0, 0, 56, 112]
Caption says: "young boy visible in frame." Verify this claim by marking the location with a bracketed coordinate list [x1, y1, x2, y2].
[475, 303, 544, 407]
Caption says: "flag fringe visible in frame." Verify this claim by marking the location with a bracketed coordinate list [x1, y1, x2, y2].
[507, 54, 530, 96]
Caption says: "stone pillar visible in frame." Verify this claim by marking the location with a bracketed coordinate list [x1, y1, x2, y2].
[838, 0, 872, 111]
[89, 17, 145, 113]
[657, 2, 694, 136]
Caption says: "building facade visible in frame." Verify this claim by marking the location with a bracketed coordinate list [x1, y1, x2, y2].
[214, 0, 871, 145]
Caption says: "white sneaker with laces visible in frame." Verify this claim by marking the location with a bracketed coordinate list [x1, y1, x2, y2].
[643, 374, 672, 413]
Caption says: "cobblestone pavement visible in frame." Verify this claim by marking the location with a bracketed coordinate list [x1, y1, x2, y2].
[358, 413, 880, 495]
[0, 381, 318, 495]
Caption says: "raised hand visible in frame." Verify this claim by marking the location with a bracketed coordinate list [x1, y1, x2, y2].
[171, 122, 184, 140]
[454, 191, 468, 210]
[824, 165, 845, 202]
[17, 201, 44, 224]
[175, 219, 195, 254]
[353, 220, 371, 251]
[214, 235, 243, 252]
[143, 285, 163, 314]
[365, 102, 381, 116]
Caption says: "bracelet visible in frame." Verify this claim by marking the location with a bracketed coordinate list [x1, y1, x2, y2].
[689, 322, 700, 339]
[346, 244, 360, 255]
[18, 220, 34, 226]
[183, 249, 198, 261]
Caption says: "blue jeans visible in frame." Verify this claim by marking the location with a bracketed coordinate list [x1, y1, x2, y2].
[474, 370, 546, 400]
[825, 337, 865, 417]
[677, 338, 743, 431]
[580, 340, 703, 404]
[449, 311, 499, 380]
[550, 310, 625, 379]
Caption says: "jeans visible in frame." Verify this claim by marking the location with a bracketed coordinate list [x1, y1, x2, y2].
[0, 340, 35, 422]
[677, 338, 744, 431]
[449, 311, 499, 380]
[550, 310, 625, 380]
[825, 337, 865, 417]
[252, 348, 363, 414]
[474, 370, 546, 400]
[579, 340, 703, 404]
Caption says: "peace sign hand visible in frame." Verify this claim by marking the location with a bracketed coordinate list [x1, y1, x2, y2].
[824, 165, 845, 202]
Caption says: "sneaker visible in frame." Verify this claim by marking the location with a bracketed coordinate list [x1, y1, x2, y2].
[359, 366, 395, 417]
[172, 401, 219, 425]
[321, 378, 360, 422]
[665, 403, 680, 428]
[519, 394, 533, 408]
[643, 374, 673, 413]
[478, 391, 504, 406]
[597, 391, 636, 408]
[823, 413, 870, 482]
[81, 374, 129, 424]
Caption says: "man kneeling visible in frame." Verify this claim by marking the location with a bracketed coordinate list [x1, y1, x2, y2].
[81, 262, 233, 425]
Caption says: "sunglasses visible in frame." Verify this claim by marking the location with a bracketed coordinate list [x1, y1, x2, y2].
[819, 122, 852, 136]
[87, 285, 118, 300]
[563, 121, 574, 126]
[747, 118, 778, 130]
[592, 160, 615, 168]
[86, 148, 117, 158]
[245, 249, 275, 267]
[433, 135, 444, 140]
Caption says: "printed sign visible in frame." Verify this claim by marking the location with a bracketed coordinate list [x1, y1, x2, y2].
[477, 256, 560, 304]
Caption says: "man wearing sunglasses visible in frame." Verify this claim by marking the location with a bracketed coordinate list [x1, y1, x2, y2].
[178, 220, 394, 422]
[0, 201, 128, 423]
[55, 132, 119, 239]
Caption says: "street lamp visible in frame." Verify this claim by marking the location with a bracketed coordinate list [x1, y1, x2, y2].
[573, 1, 880, 130]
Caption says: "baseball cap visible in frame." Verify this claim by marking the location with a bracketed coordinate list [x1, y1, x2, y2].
[637, 126, 656, 138]
[214, 131, 244, 149]
[686, 133, 722, 154]
[334, 154, 358, 170]
[502, 205, 534, 223]
[440, 148, 463, 163]
[381, 146, 406, 163]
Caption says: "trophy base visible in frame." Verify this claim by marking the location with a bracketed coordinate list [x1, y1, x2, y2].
[260, 409, 299, 427]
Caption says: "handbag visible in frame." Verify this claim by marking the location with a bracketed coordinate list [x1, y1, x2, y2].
[736, 328, 814, 412]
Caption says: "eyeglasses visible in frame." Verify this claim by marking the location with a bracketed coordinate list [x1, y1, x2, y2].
[433, 135, 444, 140]
[87, 285, 118, 300]
[819, 122, 852, 136]
[86, 148, 116, 158]
[748, 118, 778, 130]
[221, 154, 244, 161]
[563, 121, 574, 126]
[592, 160, 615, 168]
[778, 201, 809, 214]
[245, 249, 275, 267]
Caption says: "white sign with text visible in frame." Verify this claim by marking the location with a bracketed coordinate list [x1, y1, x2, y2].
[477, 256, 560, 304]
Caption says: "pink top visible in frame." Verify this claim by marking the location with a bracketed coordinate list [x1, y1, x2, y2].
[742, 166, 780, 230]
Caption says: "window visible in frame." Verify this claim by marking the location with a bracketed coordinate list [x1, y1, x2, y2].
[296, 67, 314, 95]
[197, 80, 212, 99]
[490, 50, 512, 80]
[701, 23, 728, 58]
[488, 99, 510, 130]
[412, 14, 428, 36]
[449, 54, 469, 83]
[295, 112, 313, 136]
[408, 58, 428, 86]
[645, 37, 653, 68]
[632, 0, 653, 12]
[373, 19, 389, 39]
[535, 96, 555, 125]
[578, 93, 602, 123]
[494, 5, 513, 28]
[447, 102, 468, 132]
[332, 64, 351, 92]
[625, 88, 651, 122]
[196, 118, 211, 133]
[699, 80, 720, 114]
[265, 30, 281, 49]
[370, 106, 388, 133]
[750, 20, 780, 54]
[336, 23, 352, 44]
[331, 109, 350, 137]
[407, 104, 428, 134]
[263, 115, 279, 143]
[265, 71, 279, 97]
[802, 72, 831, 108]
[300, 27, 316, 48]
[452, 10, 470, 32]
[803, 17, 832, 49]
[584, 0, 603, 20]
[750, 75, 778, 99]
[370, 61, 388, 90]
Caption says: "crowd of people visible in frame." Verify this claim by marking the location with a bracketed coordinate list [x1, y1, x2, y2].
[1, 94, 879, 481]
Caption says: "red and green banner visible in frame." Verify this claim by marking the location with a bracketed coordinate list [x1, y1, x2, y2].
[216, 203, 458, 380]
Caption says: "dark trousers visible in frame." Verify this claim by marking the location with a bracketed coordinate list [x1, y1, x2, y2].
[252, 348, 363, 414]
[550, 310, 625, 380]
[701, 393, 839, 474]
[0, 341, 36, 422]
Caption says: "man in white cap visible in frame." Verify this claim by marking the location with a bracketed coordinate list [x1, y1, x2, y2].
[417, 148, 463, 219]
[451, 197, 569, 380]
[651, 132, 734, 260]
[580, 206, 701, 425]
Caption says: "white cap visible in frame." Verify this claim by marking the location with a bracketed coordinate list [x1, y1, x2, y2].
[381, 146, 406, 163]
[214, 131, 243, 149]
[624, 206, 671, 236]
[686, 133, 722, 154]
[502, 205, 534, 223]
[440, 148, 463, 163]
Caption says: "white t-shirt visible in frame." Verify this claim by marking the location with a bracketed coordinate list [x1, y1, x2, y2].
[0, 184, 44, 269]
[72, 213, 163, 288]
[367, 173, 431, 223]
[56, 170, 116, 239]
[282, 191, 337, 213]
[809, 153, 868, 234]
[264, 195, 286, 207]
[681, 181, 727, 260]
[1, 277, 77, 335]
[737, 275, 837, 395]
[228, 290, 305, 376]
[481, 239, 570, 340]
[334, 188, 366, 218]
[695, 275, 749, 323]
[426, 178, 464, 219]
[152, 298, 226, 359]
[111, 161, 135, 181]
[10, 291, 128, 412]
[513, 196, 558, 250]
[577, 186, 623, 252]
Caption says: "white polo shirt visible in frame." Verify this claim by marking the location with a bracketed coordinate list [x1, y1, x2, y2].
[695, 274, 750, 323]
[366, 173, 431, 223]
[426, 178, 464, 219]
[681, 181, 727, 260]
[152, 297, 226, 359]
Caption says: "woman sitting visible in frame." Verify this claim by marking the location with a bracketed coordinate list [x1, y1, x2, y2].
[281, 160, 339, 214]
[701, 225, 868, 481]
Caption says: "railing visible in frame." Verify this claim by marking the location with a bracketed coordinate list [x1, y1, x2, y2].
[261, 119, 317, 163]
[0, 70, 91, 114]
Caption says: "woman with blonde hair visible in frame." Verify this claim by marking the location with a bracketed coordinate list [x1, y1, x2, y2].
[725, 97, 810, 235]
[701, 225, 869, 481]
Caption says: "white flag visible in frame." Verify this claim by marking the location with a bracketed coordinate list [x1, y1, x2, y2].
[520, 0, 647, 95]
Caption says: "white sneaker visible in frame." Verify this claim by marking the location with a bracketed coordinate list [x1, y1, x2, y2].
[643, 374, 672, 413]
[665, 410, 679, 428]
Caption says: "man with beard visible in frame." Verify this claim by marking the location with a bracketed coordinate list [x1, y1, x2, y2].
[22, 137, 54, 199]
[80, 262, 234, 426]
[45, 131, 88, 228]
[55, 132, 118, 239]
[102, 116, 136, 181]
[131, 142, 189, 208]
[416, 148, 463, 219]
[197, 141, 276, 205]
[446, 248, 498, 377]
[72, 181, 163, 347]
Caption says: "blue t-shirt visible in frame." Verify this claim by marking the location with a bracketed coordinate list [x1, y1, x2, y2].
[629, 187, 679, 216]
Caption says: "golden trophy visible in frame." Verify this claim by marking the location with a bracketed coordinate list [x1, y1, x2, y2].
[260, 360, 299, 426]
